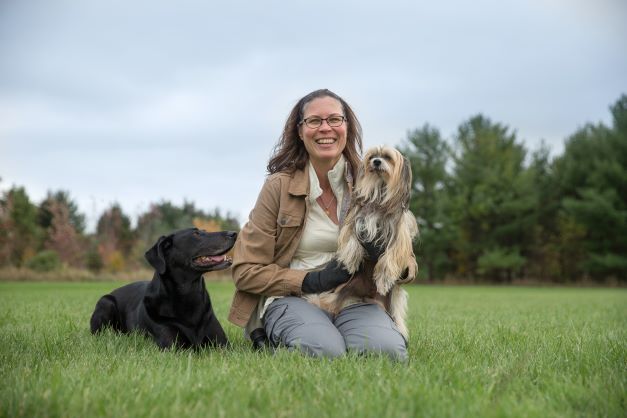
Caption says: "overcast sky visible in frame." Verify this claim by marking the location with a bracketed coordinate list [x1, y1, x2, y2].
[1, 0, 626, 231]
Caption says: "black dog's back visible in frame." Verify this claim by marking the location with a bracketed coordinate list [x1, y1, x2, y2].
[90, 281, 149, 334]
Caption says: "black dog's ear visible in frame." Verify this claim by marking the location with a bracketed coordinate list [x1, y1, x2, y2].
[145, 235, 172, 274]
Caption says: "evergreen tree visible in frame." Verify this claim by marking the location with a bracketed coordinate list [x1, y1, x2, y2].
[400, 124, 453, 280]
[38, 190, 86, 234]
[0, 186, 42, 266]
[448, 115, 537, 281]
[555, 95, 627, 280]
[526, 142, 563, 280]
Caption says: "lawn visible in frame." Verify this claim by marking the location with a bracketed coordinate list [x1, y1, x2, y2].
[0, 282, 625, 418]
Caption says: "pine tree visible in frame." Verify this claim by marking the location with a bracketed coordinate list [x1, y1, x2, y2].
[400, 124, 453, 280]
[448, 115, 537, 281]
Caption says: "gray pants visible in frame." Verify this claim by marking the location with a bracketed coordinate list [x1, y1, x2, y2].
[263, 297, 408, 361]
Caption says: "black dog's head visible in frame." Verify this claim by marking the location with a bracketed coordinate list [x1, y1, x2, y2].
[145, 228, 237, 275]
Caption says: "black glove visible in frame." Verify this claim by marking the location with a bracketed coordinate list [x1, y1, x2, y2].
[361, 239, 386, 262]
[301, 259, 351, 293]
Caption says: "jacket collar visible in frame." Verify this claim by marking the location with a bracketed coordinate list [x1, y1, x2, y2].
[288, 157, 354, 198]
[288, 166, 309, 197]
[308, 155, 347, 203]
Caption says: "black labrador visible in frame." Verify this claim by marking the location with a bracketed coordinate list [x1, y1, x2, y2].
[90, 228, 237, 349]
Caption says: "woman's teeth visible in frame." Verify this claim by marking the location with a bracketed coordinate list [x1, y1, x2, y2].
[316, 138, 335, 144]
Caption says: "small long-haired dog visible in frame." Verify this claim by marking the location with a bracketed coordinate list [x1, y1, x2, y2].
[306, 146, 418, 339]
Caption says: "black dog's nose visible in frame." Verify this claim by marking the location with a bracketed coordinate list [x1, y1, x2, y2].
[226, 231, 237, 239]
[373, 158, 382, 167]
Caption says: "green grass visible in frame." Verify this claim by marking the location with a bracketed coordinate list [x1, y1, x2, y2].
[0, 282, 625, 418]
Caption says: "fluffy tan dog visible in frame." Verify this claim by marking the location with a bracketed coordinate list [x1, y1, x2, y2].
[306, 146, 418, 339]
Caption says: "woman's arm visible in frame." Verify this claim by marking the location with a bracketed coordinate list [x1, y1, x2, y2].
[231, 176, 307, 297]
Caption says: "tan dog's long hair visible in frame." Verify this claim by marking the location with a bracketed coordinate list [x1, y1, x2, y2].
[305, 146, 418, 339]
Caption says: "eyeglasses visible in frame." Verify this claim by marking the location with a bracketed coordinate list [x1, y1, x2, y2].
[299, 115, 346, 129]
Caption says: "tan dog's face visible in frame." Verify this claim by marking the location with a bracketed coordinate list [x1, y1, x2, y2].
[355, 146, 412, 209]
[362, 146, 404, 187]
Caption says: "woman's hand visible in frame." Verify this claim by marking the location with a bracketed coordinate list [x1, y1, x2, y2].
[360, 239, 386, 262]
[301, 259, 351, 293]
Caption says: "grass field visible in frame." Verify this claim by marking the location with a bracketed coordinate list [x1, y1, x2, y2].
[0, 282, 625, 418]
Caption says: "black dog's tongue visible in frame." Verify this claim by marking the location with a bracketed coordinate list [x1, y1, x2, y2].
[194, 255, 225, 266]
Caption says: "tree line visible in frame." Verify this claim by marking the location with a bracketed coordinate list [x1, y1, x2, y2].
[1, 94, 625, 282]
[401, 94, 626, 283]
[0, 191, 239, 273]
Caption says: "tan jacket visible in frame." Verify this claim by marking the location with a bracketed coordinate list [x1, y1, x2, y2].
[228, 164, 353, 327]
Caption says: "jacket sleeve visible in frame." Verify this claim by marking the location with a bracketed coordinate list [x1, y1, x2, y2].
[231, 176, 306, 297]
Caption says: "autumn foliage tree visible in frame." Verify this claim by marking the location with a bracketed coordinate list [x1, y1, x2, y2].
[96, 204, 134, 272]
[38, 191, 86, 234]
[43, 199, 85, 267]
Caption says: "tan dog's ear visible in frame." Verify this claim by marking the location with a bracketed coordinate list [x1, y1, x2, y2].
[401, 155, 412, 207]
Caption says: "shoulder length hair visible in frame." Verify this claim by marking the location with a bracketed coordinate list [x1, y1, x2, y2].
[267, 89, 363, 179]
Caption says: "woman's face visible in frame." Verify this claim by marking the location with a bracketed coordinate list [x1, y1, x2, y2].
[299, 96, 348, 169]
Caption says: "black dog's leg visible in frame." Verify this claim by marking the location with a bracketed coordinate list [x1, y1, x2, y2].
[205, 314, 228, 347]
[90, 295, 122, 334]
[154, 332, 178, 350]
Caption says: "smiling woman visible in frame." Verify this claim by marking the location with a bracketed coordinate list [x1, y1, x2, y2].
[297, 96, 348, 175]
[228, 89, 412, 361]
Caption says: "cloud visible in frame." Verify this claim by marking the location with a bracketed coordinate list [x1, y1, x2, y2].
[1, 0, 625, 230]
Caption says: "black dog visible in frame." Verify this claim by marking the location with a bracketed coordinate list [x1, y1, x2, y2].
[90, 228, 237, 349]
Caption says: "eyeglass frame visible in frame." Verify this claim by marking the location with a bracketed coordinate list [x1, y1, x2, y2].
[298, 115, 347, 129]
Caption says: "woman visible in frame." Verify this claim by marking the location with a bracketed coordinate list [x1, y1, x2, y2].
[228, 89, 408, 360]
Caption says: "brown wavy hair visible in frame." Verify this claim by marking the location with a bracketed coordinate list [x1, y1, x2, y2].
[267, 89, 363, 178]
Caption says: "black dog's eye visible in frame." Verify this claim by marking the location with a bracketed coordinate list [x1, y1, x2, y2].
[193, 230, 200, 236]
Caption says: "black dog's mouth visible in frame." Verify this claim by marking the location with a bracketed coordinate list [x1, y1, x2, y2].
[192, 254, 233, 270]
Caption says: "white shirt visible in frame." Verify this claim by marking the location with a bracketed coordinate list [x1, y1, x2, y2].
[261, 156, 348, 318]
[289, 156, 346, 270]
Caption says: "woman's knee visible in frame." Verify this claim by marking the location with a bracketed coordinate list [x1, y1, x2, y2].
[336, 303, 408, 361]
[345, 333, 408, 361]
[289, 330, 346, 358]
[263, 297, 347, 358]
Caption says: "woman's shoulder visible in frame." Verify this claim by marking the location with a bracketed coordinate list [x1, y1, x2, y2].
[258, 171, 296, 199]
[262, 171, 293, 191]
[264, 167, 307, 187]
[265, 171, 294, 182]
[259, 168, 308, 204]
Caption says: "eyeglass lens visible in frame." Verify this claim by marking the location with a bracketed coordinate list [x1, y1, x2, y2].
[304, 116, 344, 128]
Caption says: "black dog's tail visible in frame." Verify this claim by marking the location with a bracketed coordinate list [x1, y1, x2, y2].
[90, 295, 122, 334]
